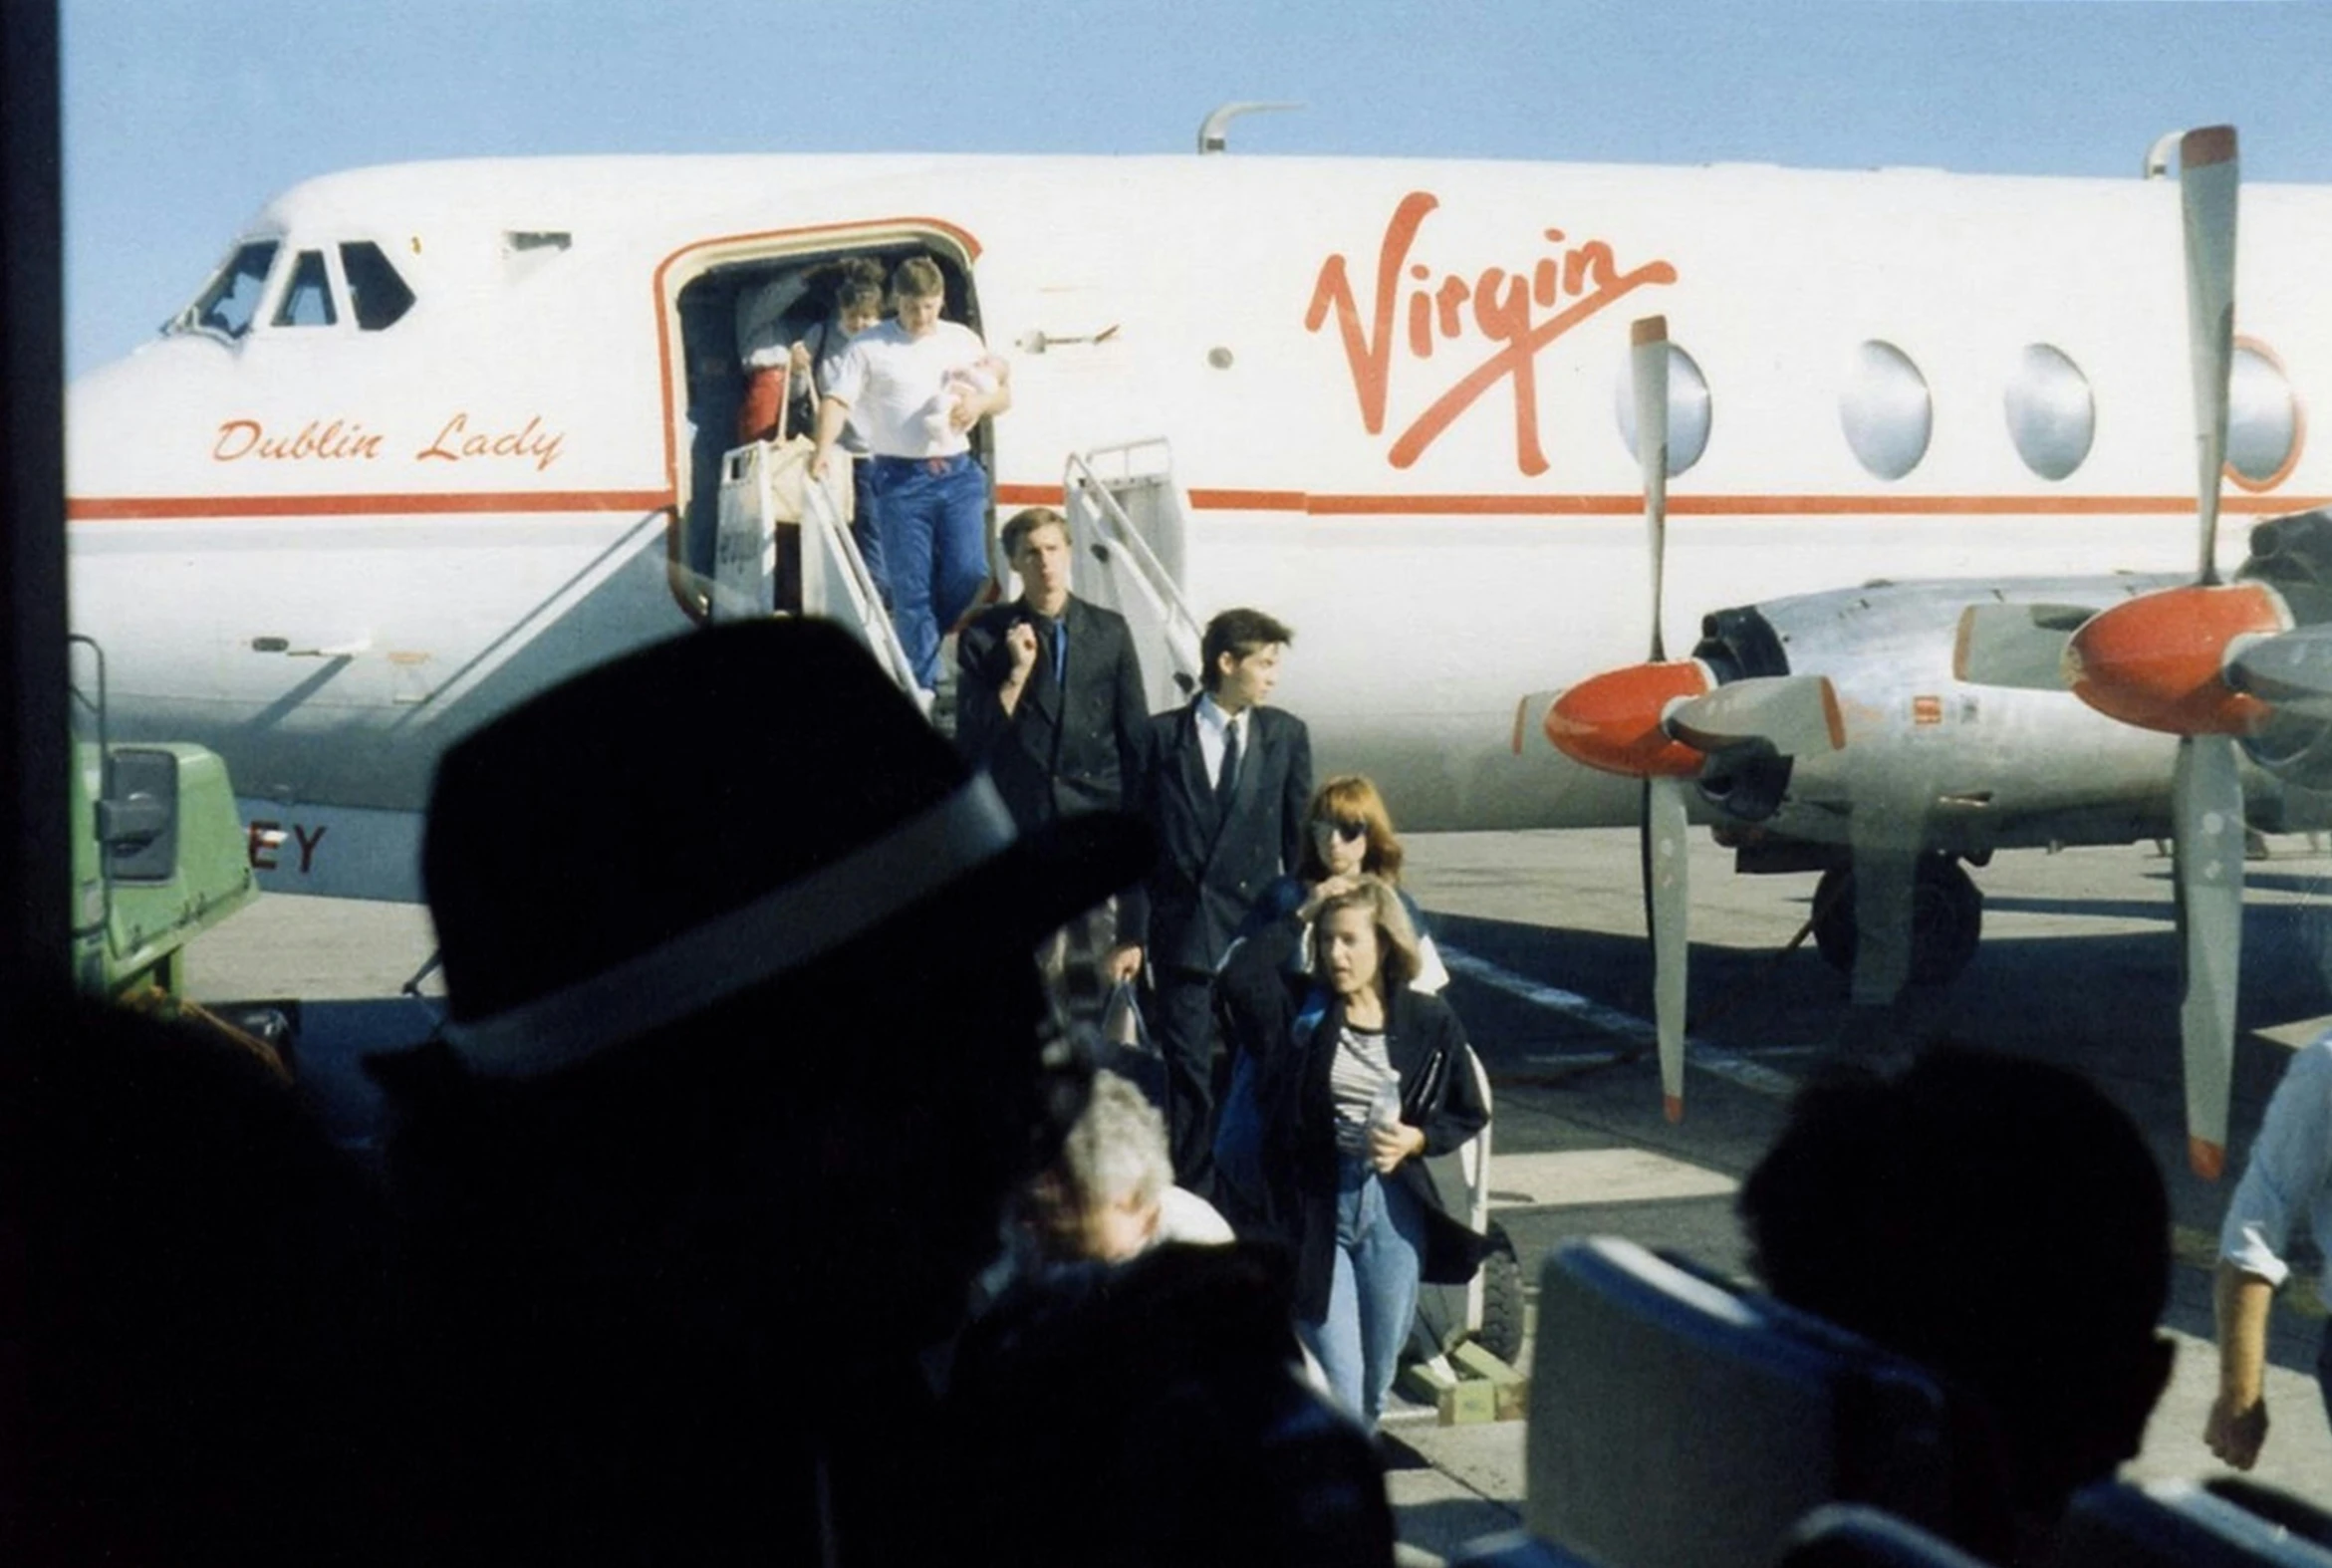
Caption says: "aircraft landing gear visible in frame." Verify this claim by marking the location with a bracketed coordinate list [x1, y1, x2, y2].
[1811, 855, 1983, 986]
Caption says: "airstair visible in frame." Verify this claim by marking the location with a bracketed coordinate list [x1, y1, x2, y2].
[713, 439, 917, 694]
[1063, 438, 1205, 711]
[714, 435, 1205, 719]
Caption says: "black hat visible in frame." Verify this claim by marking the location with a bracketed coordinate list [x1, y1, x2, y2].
[422, 619, 1151, 1078]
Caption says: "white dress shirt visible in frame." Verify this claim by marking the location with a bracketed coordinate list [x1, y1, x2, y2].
[1195, 693, 1248, 792]
[2220, 1031, 2332, 1294]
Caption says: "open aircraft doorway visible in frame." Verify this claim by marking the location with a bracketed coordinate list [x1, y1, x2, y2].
[661, 231, 988, 618]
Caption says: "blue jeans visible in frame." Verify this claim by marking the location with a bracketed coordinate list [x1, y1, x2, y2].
[1298, 1155, 1425, 1431]
[850, 459, 889, 610]
[868, 453, 989, 689]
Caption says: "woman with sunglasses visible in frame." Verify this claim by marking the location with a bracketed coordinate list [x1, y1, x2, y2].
[1236, 774, 1447, 992]
[1216, 875, 1489, 1431]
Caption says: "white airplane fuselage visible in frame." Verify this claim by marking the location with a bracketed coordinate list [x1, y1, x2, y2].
[65, 151, 2332, 900]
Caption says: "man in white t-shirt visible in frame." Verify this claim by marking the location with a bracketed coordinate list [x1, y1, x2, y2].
[2208, 1031, 2332, 1471]
[811, 254, 1010, 695]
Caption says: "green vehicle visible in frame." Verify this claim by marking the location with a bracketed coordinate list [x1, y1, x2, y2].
[68, 636, 258, 1005]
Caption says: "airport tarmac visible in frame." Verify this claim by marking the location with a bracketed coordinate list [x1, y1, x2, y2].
[187, 825, 2332, 1562]
[1386, 826, 2332, 1559]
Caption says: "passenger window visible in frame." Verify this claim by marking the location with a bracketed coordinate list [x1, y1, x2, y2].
[340, 242, 416, 331]
[1612, 340, 1714, 476]
[273, 250, 339, 328]
[2227, 342, 2300, 487]
[1839, 341, 1932, 481]
[2003, 344, 2094, 481]
[180, 240, 280, 340]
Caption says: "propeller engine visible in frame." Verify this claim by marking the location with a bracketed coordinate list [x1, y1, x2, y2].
[1952, 127, 2264, 1179]
[1543, 317, 1844, 1122]
[1553, 128, 2276, 1168]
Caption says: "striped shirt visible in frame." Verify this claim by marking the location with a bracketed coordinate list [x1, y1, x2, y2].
[1328, 1021, 1400, 1157]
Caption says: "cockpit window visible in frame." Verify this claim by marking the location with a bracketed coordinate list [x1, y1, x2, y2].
[273, 250, 339, 328]
[177, 240, 279, 340]
[341, 241, 415, 331]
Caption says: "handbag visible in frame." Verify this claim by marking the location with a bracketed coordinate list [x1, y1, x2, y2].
[781, 320, 826, 442]
[1096, 979, 1166, 1106]
[1102, 979, 1157, 1057]
[1403, 1028, 1451, 1123]
[1399, 1007, 1495, 1285]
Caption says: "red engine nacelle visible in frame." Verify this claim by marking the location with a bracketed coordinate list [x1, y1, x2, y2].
[1546, 660, 1712, 779]
[2065, 582, 2288, 737]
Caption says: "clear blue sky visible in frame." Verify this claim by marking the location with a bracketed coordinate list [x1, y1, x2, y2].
[60, 0, 2332, 377]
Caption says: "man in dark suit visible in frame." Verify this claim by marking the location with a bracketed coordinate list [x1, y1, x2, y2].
[1124, 608, 1310, 1194]
[958, 506, 1150, 997]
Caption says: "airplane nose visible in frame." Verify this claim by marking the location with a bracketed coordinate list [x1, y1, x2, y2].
[2064, 582, 2287, 736]
[1545, 660, 1711, 778]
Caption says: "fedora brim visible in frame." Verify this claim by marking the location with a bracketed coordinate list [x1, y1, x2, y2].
[433, 794, 1155, 1080]
[923, 808, 1155, 951]
[419, 619, 1157, 1079]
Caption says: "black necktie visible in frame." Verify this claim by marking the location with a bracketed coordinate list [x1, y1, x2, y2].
[1029, 618, 1061, 697]
[1216, 717, 1241, 810]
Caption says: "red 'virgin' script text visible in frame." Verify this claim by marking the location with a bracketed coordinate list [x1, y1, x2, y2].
[1307, 191, 1678, 475]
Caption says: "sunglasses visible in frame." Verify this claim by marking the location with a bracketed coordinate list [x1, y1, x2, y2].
[1312, 818, 1368, 844]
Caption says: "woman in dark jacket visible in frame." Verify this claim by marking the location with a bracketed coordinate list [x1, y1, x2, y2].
[1217, 875, 1489, 1431]
[1234, 773, 1450, 993]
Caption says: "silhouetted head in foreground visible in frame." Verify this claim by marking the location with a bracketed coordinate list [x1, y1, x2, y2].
[14, 992, 403, 1568]
[377, 618, 1152, 1566]
[1738, 1045, 2174, 1559]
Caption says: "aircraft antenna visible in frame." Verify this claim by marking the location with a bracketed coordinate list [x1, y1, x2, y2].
[1197, 102, 1304, 154]
[2143, 129, 2183, 180]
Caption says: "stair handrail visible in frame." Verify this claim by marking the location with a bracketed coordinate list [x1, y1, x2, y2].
[1063, 446, 1205, 691]
[799, 455, 919, 694]
[1077, 435, 1176, 488]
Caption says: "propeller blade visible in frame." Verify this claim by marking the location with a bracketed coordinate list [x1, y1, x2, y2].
[1631, 316, 1685, 1122]
[1951, 602, 2100, 688]
[1665, 674, 1845, 758]
[1845, 849, 1919, 1007]
[1634, 316, 1670, 660]
[2181, 126, 2238, 584]
[1510, 689, 1565, 756]
[2173, 733, 2244, 1179]
[2225, 622, 2332, 708]
[1644, 775, 1689, 1122]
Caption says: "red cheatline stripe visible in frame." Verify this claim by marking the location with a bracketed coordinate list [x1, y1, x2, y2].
[1188, 488, 1315, 511]
[68, 490, 676, 521]
[997, 485, 2327, 519]
[1301, 493, 2309, 517]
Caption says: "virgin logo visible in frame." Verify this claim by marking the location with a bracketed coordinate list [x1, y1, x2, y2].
[1307, 191, 1678, 475]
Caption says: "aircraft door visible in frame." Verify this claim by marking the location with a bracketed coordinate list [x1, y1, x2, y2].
[1063, 439, 1203, 712]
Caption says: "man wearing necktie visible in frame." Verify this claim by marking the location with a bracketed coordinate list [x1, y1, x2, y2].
[957, 508, 1152, 1004]
[1120, 608, 1311, 1197]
